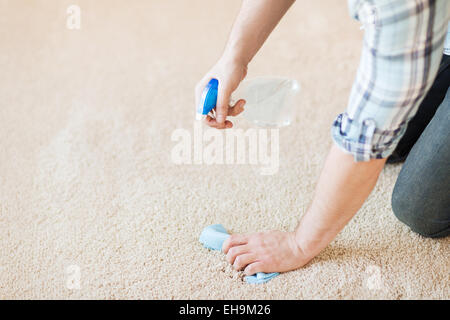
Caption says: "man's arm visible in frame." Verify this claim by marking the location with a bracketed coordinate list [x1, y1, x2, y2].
[294, 145, 386, 261]
[223, 145, 386, 274]
[222, 0, 448, 275]
[195, 0, 295, 129]
[223, 0, 296, 67]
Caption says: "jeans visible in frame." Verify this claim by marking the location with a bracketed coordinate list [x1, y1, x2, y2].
[391, 55, 450, 238]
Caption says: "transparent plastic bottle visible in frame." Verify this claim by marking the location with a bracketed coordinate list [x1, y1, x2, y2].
[232, 77, 300, 128]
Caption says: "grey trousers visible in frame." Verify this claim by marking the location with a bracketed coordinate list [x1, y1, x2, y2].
[391, 56, 450, 238]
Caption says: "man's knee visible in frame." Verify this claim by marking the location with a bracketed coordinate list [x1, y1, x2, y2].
[391, 182, 449, 238]
[391, 185, 421, 234]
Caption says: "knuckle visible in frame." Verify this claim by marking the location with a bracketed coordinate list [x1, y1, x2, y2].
[221, 242, 228, 252]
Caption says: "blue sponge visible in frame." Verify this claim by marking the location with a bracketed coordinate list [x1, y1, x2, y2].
[199, 224, 279, 284]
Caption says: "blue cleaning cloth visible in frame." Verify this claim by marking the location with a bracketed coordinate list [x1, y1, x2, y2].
[199, 224, 279, 284]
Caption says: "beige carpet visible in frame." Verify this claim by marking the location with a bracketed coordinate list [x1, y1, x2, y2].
[0, 0, 448, 299]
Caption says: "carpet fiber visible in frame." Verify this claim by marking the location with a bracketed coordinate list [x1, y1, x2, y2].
[0, 0, 448, 299]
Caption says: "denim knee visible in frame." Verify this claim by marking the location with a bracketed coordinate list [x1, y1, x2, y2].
[392, 183, 450, 238]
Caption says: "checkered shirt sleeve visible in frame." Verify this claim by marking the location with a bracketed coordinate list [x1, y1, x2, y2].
[332, 0, 450, 161]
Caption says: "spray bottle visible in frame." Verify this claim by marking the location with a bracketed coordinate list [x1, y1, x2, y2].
[196, 77, 300, 127]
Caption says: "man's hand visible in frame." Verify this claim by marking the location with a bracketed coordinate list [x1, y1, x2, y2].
[195, 57, 247, 129]
[195, 0, 295, 129]
[222, 230, 310, 275]
[221, 146, 386, 275]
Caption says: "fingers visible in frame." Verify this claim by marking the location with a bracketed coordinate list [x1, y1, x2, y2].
[204, 99, 245, 129]
[226, 245, 248, 265]
[216, 84, 231, 125]
[243, 262, 264, 276]
[222, 234, 248, 253]
[232, 253, 256, 271]
[205, 115, 233, 129]
[228, 99, 246, 116]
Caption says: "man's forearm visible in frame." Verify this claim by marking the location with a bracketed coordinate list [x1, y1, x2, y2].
[222, 0, 295, 65]
[295, 144, 387, 260]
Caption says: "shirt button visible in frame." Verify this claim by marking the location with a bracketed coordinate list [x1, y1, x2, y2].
[363, 118, 376, 127]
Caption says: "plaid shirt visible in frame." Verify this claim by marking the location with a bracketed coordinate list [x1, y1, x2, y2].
[332, 0, 450, 161]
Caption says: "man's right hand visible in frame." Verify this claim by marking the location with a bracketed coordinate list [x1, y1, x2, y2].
[195, 57, 247, 129]
[195, 0, 295, 129]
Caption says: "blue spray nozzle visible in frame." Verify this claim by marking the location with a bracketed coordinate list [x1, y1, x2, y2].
[196, 78, 218, 120]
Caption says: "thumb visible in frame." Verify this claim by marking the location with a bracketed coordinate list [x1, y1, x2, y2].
[216, 82, 231, 124]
